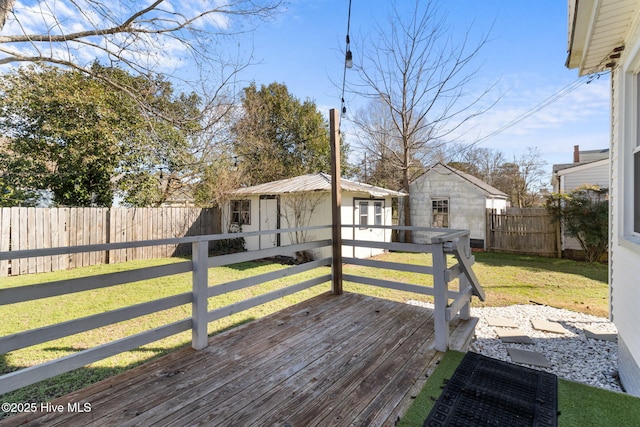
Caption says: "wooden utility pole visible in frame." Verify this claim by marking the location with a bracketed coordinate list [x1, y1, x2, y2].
[329, 109, 343, 295]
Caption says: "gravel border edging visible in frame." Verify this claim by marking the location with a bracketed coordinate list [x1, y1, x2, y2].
[407, 301, 622, 392]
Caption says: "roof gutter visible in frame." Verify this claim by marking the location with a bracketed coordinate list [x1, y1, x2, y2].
[566, 0, 580, 68]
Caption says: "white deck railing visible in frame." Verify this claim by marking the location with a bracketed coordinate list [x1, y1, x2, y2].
[0, 225, 483, 395]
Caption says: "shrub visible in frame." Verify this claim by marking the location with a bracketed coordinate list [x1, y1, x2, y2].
[545, 185, 608, 263]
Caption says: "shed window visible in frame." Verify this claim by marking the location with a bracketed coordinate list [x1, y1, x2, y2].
[359, 201, 369, 227]
[374, 201, 383, 226]
[432, 199, 449, 228]
[231, 200, 251, 225]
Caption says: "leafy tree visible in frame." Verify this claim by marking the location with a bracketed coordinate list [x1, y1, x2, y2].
[0, 65, 201, 206]
[546, 185, 608, 262]
[232, 82, 333, 185]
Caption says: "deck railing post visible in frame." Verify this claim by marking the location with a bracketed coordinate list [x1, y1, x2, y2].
[458, 234, 471, 320]
[329, 108, 343, 295]
[192, 241, 209, 350]
[432, 241, 449, 351]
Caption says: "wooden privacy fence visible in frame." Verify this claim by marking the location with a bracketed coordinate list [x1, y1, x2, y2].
[0, 207, 220, 276]
[486, 207, 560, 257]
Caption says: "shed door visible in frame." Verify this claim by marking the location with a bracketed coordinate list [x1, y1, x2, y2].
[259, 196, 279, 249]
[353, 199, 385, 258]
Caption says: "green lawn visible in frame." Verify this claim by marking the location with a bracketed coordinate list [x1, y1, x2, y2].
[344, 251, 609, 317]
[0, 251, 610, 415]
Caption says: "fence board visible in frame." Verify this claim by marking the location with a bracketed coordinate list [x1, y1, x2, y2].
[0, 207, 219, 276]
[486, 208, 559, 257]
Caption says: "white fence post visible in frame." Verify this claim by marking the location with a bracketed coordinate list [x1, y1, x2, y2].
[192, 241, 209, 350]
[432, 241, 449, 352]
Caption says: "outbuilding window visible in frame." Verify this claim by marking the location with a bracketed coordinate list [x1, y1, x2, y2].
[374, 201, 383, 226]
[231, 200, 251, 225]
[432, 198, 449, 228]
[359, 201, 369, 227]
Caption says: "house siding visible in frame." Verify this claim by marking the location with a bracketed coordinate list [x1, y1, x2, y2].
[560, 162, 609, 192]
[410, 166, 491, 245]
[611, 29, 640, 395]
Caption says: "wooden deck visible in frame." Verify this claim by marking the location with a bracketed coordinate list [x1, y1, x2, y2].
[2, 292, 477, 427]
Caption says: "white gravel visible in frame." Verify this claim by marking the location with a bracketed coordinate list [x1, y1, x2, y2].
[407, 301, 622, 393]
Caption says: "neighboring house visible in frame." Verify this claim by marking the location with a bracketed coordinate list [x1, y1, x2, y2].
[551, 145, 609, 193]
[567, 0, 640, 396]
[409, 163, 508, 249]
[226, 173, 404, 260]
[551, 145, 609, 253]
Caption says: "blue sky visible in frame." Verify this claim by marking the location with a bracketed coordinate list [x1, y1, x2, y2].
[3, 0, 610, 182]
[238, 0, 610, 178]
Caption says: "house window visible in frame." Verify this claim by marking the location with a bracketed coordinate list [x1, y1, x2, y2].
[231, 200, 250, 225]
[359, 201, 369, 227]
[432, 198, 449, 228]
[374, 201, 383, 226]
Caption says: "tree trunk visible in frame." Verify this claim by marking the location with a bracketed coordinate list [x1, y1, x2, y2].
[402, 167, 412, 243]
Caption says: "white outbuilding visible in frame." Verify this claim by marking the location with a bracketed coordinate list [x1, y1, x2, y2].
[225, 173, 404, 260]
[409, 163, 508, 249]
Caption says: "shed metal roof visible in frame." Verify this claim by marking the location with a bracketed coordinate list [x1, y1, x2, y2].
[229, 173, 405, 198]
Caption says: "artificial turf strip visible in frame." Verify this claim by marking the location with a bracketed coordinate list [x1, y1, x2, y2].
[397, 350, 466, 427]
[558, 378, 640, 427]
[398, 350, 640, 427]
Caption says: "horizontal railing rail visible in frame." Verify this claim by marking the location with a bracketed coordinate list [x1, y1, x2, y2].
[0, 226, 333, 395]
[0, 225, 331, 261]
[0, 223, 485, 396]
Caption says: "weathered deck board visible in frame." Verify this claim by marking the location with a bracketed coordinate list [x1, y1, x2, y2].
[1, 292, 476, 427]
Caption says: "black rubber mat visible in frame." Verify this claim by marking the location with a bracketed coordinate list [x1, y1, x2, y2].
[423, 352, 557, 427]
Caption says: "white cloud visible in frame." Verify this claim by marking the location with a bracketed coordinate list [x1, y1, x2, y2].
[2, 1, 236, 73]
[452, 75, 610, 145]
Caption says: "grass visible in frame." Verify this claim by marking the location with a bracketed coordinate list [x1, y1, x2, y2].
[399, 350, 640, 427]
[344, 251, 609, 317]
[0, 250, 610, 416]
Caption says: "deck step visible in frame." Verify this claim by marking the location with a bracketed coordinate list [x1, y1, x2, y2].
[449, 317, 479, 352]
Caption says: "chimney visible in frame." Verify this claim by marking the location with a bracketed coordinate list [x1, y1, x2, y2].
[573, 145, 580, 163]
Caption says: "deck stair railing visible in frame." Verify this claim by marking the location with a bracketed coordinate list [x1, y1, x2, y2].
[342, 225, 484, 351]
[0, 224, 483, 396]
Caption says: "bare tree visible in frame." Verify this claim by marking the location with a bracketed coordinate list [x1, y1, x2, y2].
[0, 0, 282, 113]
[447, 145, 507, 188]
[495, 148, 547, 208]
[349, 0, 497, 241]
[0, 0, 14, 31]
[280, 193, 324, 262]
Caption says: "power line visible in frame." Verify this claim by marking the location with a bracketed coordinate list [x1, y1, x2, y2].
[471, 74, 594, 146]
